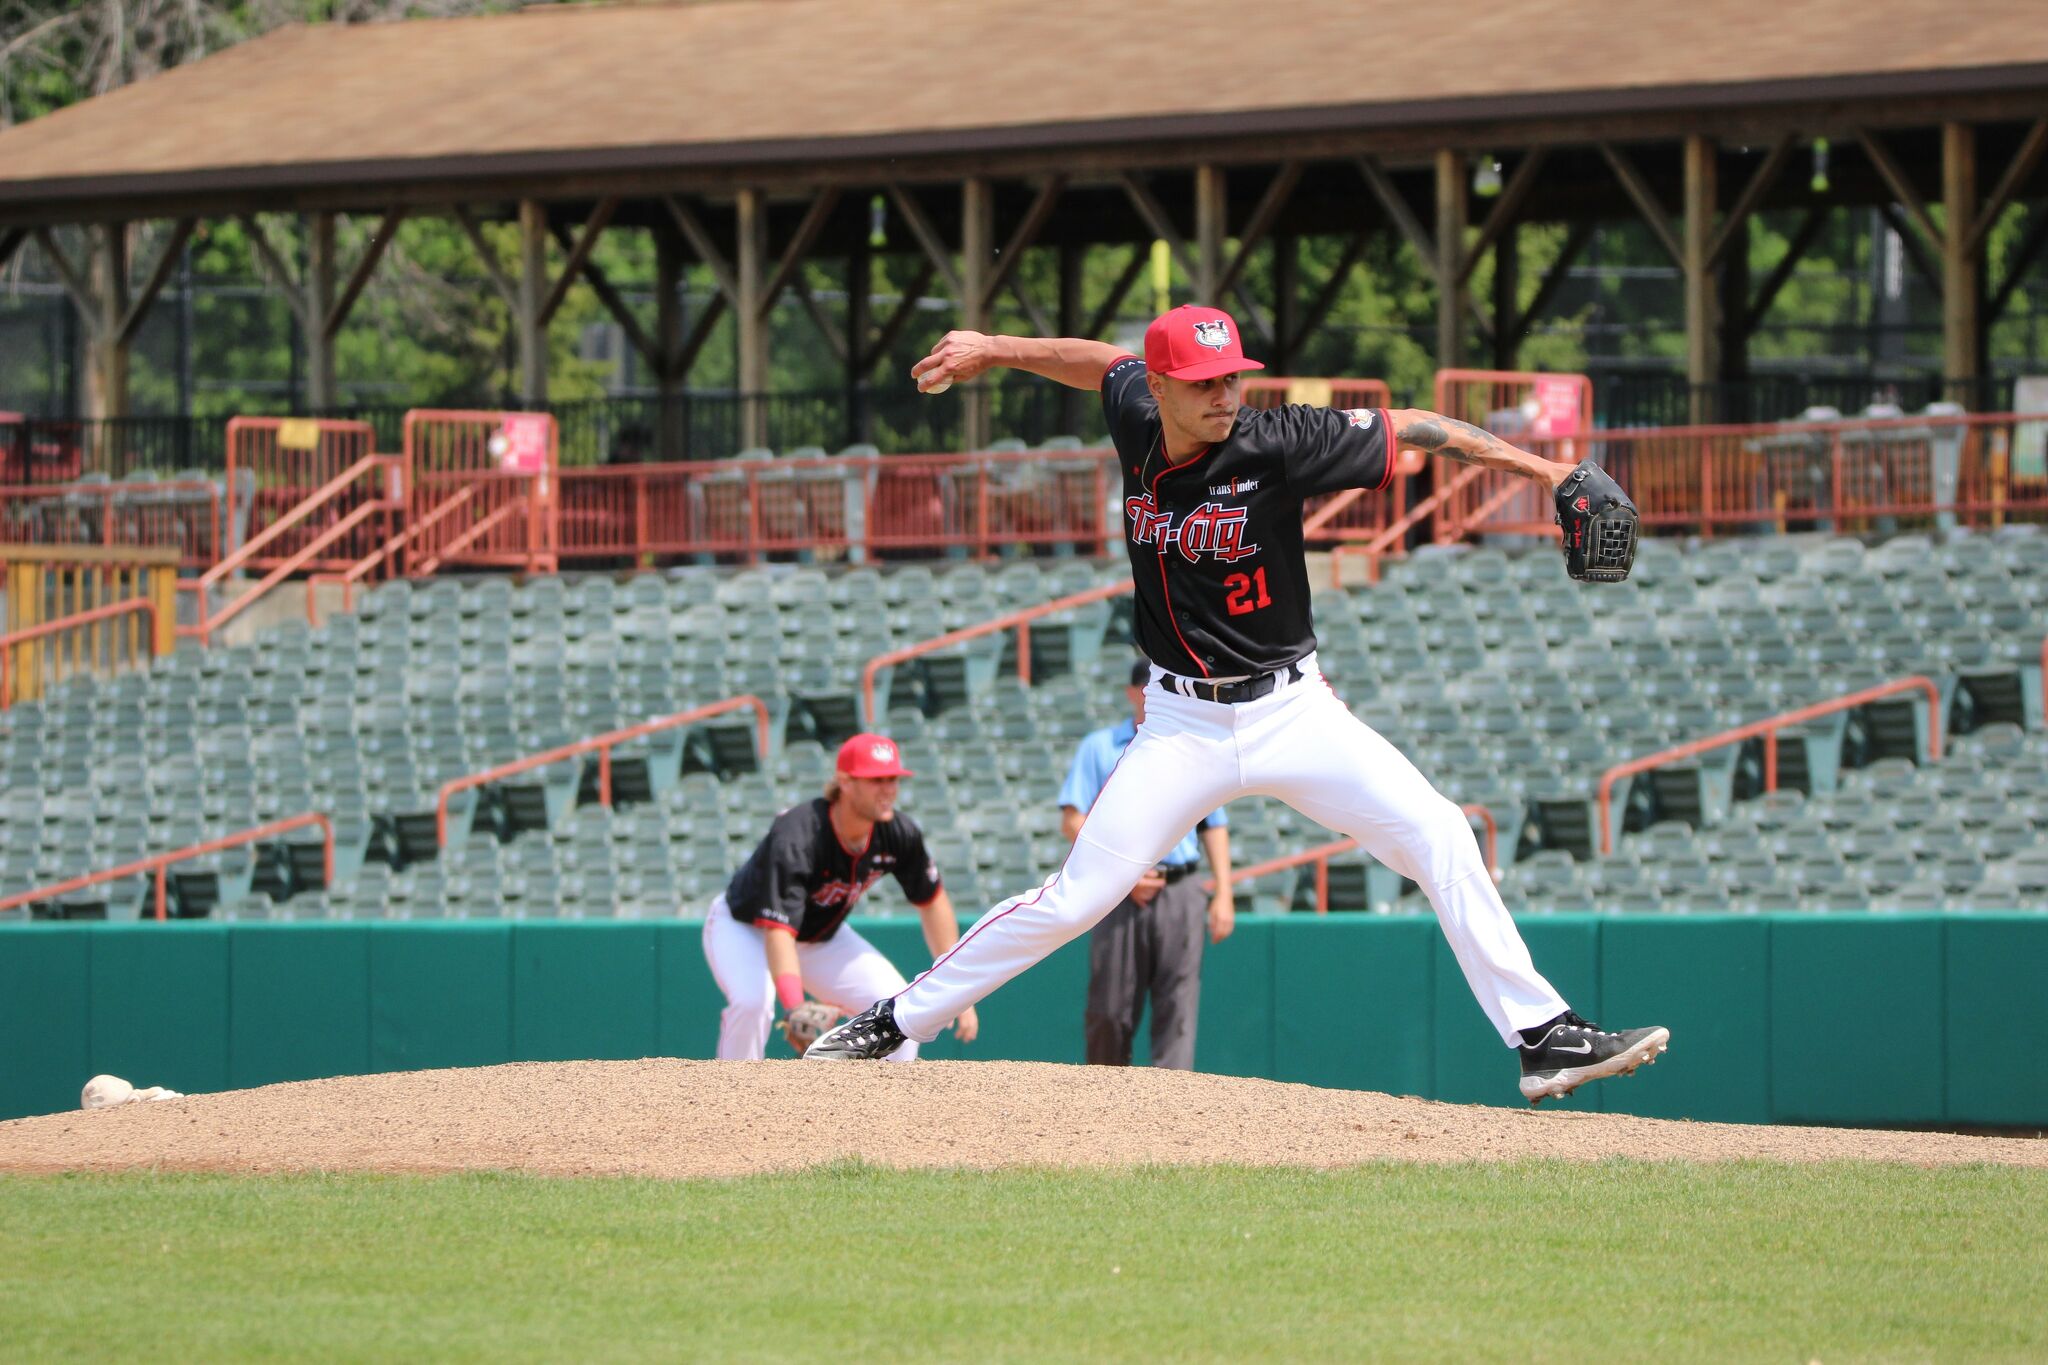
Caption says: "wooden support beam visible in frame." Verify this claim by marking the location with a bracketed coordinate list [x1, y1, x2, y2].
[1942, 121, 1981, 402]
[1118, 172, 1202, 289]
[1987, 206, 2048, 327]
[756, 188, 842, 320]
[451, 206, 517, 307]
[735, 187, 768, 448]
[662, 196, 741, 306]
[538, 197, 618, 327]
[1683, 135, 1719, 417]
[1491, 224, 1519, 370]
[516, 199, 548, 405]
[1290, 232, 1368, 356]
[655, 224, 685, 410]
[1598, 144, 1684, 266]
[1270, 233, 1298, 372]
[887, 186, 964, 297]
[863, 258, 938, 372]
[960, 177, 993, 450]
[1085, 245, 1148, 340]
[239, 215, 311, 328]
[117, 218, 195, 348]
[326, 207, 408, 339]
[1216, 162, 1301, 299]
[306, 213, 337, 407]
[673, 293, 729, 379]
[547, 220, 661, 374]
[981, 175, 1065, 310]
[1459, 149, 1547, 287]
[1356, 156, 1434, 279]
[87, 223, 129, 421]
[1743, 206, 1826, 334]
[1967, 116, 2048, 258]
[1006, 276, 1054, 338]
[1707, 134, 1795, 268]
[1857, 130, 1941, 248]
[797, 282, 849, 363]
[1512, 219, 1595, 346]
[1194, 164, 1227, 304]
[1435, 148, 1468, 368]
[32, 228, 101, 337]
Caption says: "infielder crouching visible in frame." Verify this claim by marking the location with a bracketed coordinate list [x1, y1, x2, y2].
[703, 733, 977, 1060]
[809, 306, 1666, 1104]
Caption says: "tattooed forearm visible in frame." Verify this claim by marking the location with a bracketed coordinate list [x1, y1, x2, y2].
[1392, 409, 1569, 485]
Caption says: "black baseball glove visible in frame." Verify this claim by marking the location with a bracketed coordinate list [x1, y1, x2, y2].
[1553, 459, 1638, 583]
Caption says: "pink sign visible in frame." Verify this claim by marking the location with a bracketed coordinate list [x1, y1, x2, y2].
[499, 413, 551, 473]
[1530, 377, 1582, 438]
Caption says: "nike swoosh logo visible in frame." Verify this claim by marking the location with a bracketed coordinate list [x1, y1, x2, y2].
[1553, 1041, 1594, 1054]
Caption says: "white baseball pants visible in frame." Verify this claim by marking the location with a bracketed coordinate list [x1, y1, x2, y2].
[702, 894, 919, 1062]
[893, 653, 1567, 1048]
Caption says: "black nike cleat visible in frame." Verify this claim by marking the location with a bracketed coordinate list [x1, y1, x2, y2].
[803, 997, 908, 1061]
[1518, 1011, 1670, 1104]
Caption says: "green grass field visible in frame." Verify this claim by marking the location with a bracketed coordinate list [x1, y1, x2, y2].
[3, 1161, 2043, 1362]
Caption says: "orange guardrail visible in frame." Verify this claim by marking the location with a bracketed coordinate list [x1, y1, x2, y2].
[0, 811, 334, 922]
[0, 478, 224, 570]
[224, 417, 378, 570]
[1594, 676, 1943, 856]
[557, 447, 1119, 564]
[405, 410, 559, 576]
[0, 597, 158, 709]
[433, 694, 773, 847]
[1328, 463, 1493, 587]
[1220, 804, 1499, 913]
[859, 579, 1134, 724]
[179, 453, 403, 645]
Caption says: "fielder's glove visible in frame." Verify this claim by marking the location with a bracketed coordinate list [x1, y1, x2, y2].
[1554, 459, 1639, 583]
[781, 1000, 840, 1055]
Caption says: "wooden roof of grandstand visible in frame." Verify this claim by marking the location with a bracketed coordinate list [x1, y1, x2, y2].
[4, 0, 2048, 221]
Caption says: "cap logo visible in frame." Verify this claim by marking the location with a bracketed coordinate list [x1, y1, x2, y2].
[1192, 319, 1232, 352]
[870, 742, 894, 763]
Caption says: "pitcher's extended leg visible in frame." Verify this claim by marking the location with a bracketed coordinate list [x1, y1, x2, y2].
[891, 695, 1237, 1043]
[799, 925, 920, 1062]
[1255, 680, 1566, 1044]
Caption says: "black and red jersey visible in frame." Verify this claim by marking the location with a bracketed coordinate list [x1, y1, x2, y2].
[1102, 355, 1392, 678]
[724, 798, 941, 942]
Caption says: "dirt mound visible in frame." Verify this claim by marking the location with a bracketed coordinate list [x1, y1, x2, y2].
[1, 1061, 2040, 1177]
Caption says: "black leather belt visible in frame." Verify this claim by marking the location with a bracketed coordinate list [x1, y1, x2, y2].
[1161, 661, 1303, 705]
[1158, 862, 1197, 884]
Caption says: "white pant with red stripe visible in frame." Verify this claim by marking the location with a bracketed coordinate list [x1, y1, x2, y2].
[702, 894, 919, 1062]
[892, 653, 1566, 1048]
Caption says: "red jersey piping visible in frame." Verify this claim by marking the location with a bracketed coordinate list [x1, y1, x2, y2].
[1147, 455, 1214, 678]
[1374, 408, 1397, 492]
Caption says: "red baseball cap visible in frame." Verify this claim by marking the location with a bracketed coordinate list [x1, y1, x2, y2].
[1143, 305, 1266, 382]
[836, 733, 914, 779]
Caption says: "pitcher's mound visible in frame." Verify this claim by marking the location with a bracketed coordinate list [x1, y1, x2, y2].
[1, 1060, 2040, 1177]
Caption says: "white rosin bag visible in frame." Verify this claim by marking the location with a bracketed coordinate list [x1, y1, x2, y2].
[80, 1074, 184, 1109]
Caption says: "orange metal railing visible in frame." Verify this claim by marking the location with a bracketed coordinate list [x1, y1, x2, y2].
[1328, 463, 1493, 587]
[1221, 804, 1499, 913]
[0, 478, 224, 570]
[1594, 676, 1943, 856]
[0, 597, 159, 709]
[179, 453, 404, 645]
[859, 579, 1134, 724]
[0, 811, 334, 922]
[224, 416, 379, 570]
[433, 694, 773, 847]
[557, 447, 1119, 564]
[405, 410, 559, 576]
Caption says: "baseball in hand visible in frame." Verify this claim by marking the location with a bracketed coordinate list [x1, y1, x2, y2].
[919, 376, 951, 395]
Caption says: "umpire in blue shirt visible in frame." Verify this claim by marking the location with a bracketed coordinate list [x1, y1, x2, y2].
[1059, 658, 1234, 1069]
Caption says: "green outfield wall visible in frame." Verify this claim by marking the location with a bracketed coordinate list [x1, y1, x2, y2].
[3, 913, 2044, 1128]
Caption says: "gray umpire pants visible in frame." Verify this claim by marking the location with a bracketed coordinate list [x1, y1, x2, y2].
[1083, 872, 1206, 1069]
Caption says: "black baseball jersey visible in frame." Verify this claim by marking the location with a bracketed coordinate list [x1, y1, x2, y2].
[1102, 355, 1392, 678]
[723, 798, 942, 943]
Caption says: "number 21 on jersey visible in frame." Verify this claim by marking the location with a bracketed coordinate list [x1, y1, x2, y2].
[1224, 566, 1272, 615]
